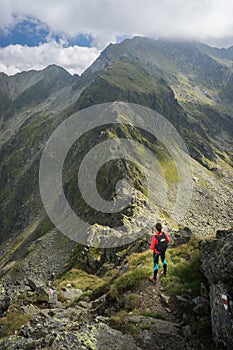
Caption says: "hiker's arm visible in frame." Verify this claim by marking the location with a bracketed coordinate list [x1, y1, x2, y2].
[150, 236, 157, 250]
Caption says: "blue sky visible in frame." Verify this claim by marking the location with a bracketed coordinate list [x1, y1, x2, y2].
[0, 0, 233, 76]
[0, 18, 93, 48]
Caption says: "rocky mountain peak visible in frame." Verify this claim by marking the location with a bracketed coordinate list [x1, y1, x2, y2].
[0, 36, 232, 349]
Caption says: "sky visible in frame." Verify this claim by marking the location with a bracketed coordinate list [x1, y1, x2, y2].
[1, 0, 233, 76]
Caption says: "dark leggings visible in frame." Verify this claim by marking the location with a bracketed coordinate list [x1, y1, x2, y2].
[153, 252, 167, 279]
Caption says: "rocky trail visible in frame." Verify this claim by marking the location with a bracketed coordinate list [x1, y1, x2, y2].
[1, 228, 233, 349]
[0, 278, 185, 349]
[0, 268, 213, 349]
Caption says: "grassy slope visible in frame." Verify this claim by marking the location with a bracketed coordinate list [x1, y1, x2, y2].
[53, 237, 201, 303]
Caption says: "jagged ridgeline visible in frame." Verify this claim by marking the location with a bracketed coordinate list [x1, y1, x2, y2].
[0, 36, 233, 350]
[0, 37, 233, 248]
[0, 104, 180, 246]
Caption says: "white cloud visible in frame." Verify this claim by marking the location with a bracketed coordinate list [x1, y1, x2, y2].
[0, 41, 100, 76]
[1, 0, 233, 75]
[1, 0, 233, 45]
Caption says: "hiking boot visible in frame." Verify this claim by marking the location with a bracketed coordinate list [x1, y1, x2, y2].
[149, 276, 158, 284]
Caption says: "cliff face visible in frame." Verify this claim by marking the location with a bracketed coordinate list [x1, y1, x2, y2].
[200, 228, 233, 349]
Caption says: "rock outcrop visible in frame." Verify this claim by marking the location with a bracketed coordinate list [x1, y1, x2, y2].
[0, 285, 10, 317]
[0, 306, 141, 350]
[200, 228, 233, 349]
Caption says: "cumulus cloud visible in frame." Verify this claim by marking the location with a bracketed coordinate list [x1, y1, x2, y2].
[0, 41, 100, 76]
[1, 0, 233, 74]
[1, 0, 233, 45]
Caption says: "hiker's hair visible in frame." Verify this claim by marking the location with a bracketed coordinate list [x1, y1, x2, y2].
[155, 222, 162, 232]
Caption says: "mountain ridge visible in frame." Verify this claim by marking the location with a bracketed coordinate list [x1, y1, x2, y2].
[0, 36, 232, 244]
[0, 36, 232, 349]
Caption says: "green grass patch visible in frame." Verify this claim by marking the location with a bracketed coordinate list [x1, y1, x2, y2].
[89, 247, 101, 260]
[110, 269, 148, 299]
[124, 324, 139, 337]
[0, 304, 32, 338]
[160, 158, 179, 183]
[109, 310, 139, 338]
[55, 267, 119, 305]
[155, 146, 180, 183]
[32, 217, 54, 238]
[110, 251, 152, 299]
[139, 310, 166, 320]
[109, 310, 129, 329]
[18, 291, 49, 305]
[125, 293, 141, 311]
[140, 324, 151, 330]
[161, 238, 201, 296]
[101, 60, 159, 94]
[57, 268, 108, 291]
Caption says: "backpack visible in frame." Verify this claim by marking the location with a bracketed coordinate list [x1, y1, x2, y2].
[155, 232, 168, 253]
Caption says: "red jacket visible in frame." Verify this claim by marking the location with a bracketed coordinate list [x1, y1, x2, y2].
[150, 231, 170, 254]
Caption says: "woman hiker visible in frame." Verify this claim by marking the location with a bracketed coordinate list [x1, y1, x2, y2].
[150, 222, 170, 284]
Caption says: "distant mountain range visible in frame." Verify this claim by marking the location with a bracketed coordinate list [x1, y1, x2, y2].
[0, 36, 232, 262]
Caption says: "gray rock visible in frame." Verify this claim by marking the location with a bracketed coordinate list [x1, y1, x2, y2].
[129, 315, 142, 324]
[52, 308, 81, 321]
[78, 301, 92, 309]
[91, 294, 107, 310]
[95, 323, 141, 350]
[193, 302, 209, 316]
[27, 278, 46, 293]
[2, 319, 141, 350]
[21, 303, 40, 315]
[175, 295, 188, 302]
[0, 287, 10, 316]
[209, 282, 233, 349]
[132, 317, 185, 349]
[199, 230, 233, 283]
[170, 227, 193, 247]
[39, 308, 51, 318]
[200, 228, 233, 349]
[148, 318, 181, 336]
[216, 228, 233, 239]
[160, 293, 170, 305]
[200, 282, 209, 299]
[0, 336, 39, 350]
[62, 287, 82, 301]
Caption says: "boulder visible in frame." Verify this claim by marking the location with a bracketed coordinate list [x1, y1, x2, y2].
[170, 227, 193, 247]
[0, 285, 10, 316]
[200, 228, 233, 349]
[95, 323, 141, 350]
[128, 316, 185, 350]
[199, 230, 233, 283]
[62, 287, 82, 301]
[27, 278, 46, 293]
[216, 228, 233, 239]
[0, 319, 141, 350]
